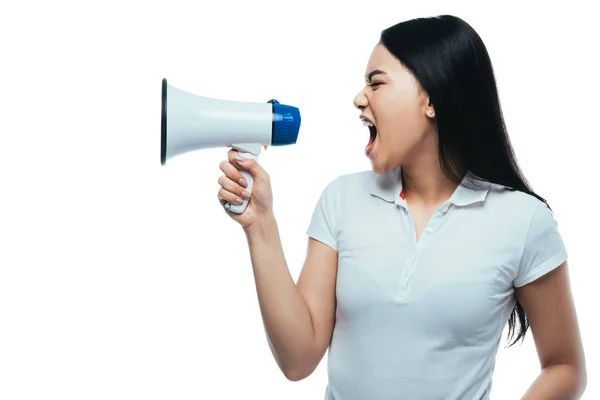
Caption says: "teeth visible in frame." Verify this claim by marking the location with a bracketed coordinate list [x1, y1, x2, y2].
[362, 120, 374, 127]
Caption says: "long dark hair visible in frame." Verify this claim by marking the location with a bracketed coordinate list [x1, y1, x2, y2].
[380, 15, 549, 347]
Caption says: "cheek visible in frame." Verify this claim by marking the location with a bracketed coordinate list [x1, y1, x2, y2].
[378, 100, 423, 141]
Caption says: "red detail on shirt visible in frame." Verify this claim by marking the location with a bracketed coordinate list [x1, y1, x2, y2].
[400, 189, 405, 199]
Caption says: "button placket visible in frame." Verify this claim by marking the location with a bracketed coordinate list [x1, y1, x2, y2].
[398, 211, 416, 294]
[397, 246, 418, 296]
[421, 204, 449, 237]
[396, 204, 450, 299]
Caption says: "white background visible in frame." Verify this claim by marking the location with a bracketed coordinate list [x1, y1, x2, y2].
[1, 0, 598, 399]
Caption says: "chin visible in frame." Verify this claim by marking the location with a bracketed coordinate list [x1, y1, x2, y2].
[370, 162, 384, 174]
[367, 139, 402, 173]
[370, 159, 393, 174]
[370, 155, 402, 174]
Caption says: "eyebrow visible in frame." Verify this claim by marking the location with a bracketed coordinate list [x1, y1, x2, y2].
[366, 69, 386, 82]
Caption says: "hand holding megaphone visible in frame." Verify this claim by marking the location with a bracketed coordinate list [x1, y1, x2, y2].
[217, 149, 274, 228]
[160, 78, 301, 216]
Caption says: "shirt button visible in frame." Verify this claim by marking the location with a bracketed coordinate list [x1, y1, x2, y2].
[402, 270, 408, 277]
[425, 228, 431, 233]
[442, 206, 449, 213]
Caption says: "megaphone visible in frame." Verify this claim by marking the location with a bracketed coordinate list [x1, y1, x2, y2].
[160, 78, 301, 214]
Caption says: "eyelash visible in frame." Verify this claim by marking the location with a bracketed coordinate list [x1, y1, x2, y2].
[369, 82, 382, 89]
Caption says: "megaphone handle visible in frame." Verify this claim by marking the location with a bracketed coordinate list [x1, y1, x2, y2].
[224, 152, 255, 214]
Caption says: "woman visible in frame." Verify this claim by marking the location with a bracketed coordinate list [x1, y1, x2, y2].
[216, 15, 586, 400]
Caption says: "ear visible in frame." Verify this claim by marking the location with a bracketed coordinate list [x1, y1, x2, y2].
[425, 99, 435, 118]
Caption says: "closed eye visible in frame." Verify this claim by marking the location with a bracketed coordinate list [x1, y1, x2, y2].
[369, 82, 383, 89]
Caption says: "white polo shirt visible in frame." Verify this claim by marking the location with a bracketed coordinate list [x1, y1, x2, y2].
[306, 165, 568, 400]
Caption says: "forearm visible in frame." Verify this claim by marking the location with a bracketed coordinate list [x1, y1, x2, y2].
[243, 214, 317, 375]
[521, 363, 587, 400]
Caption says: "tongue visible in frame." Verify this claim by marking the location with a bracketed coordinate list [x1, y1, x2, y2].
[366, 126, 376, 152]
[365, 137, 375, 154]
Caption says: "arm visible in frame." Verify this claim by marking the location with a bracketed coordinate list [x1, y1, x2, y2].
[244, 215, 337, 381]
[516, 261, 587, 399]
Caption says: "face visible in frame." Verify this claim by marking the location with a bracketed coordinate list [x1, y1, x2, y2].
[353, 43, 436, 174]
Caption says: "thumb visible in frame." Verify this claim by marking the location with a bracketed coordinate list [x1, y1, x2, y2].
[235, 156, 267, 181]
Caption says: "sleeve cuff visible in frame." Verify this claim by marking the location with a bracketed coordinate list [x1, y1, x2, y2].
[514, 250, 568, 287]
[306, 228, 337, 251]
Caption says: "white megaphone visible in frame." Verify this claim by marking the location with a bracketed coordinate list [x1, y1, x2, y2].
[160, 78, 301, 214]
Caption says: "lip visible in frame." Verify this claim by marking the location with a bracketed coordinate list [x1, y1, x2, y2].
[360, 115, 375, 126]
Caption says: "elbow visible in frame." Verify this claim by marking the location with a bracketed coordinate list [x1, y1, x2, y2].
[283, 368, 308, 382]
[270, 341, 323, 382]
[280, 358, 318, 382]
[570, 353, 588, 397]
[281, 363, 315, 382]
[576, 364, 588, 398]
[546, 361, 588, 398]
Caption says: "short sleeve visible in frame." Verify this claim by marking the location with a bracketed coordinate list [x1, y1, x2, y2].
[514, 202, 568, 287]
[306, 177, 340, 251]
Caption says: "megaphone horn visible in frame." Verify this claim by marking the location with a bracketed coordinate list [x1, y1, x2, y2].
[160, 78, 301, 214]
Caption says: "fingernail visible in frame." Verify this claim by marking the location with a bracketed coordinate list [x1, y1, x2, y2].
[238, 178, 247, 188]
[241, 190, 251, 199]
[236, 197, 244, 204]
[235, 154, 246, 161]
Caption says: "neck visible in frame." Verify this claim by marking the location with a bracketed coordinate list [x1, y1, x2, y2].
[401, 154, 459, 208]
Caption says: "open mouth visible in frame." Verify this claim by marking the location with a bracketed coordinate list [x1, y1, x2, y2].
[368, 124, 377, 145]
[361, 117, 377, 153]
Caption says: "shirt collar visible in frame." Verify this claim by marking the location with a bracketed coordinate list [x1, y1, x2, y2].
[369, 166, 491, 207]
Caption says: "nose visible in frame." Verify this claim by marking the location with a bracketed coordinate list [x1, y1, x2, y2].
[353, 88, 367, 110]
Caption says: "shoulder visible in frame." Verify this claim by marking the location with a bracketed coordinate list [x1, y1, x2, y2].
[306, 170, 375, 242]
[337, 169, 375, 189]
[486, 182, 551, 221]
[487, 182, 541, 207]
[478, 182, 567, 286]
[484, 182, 563, 253]
[316, 169, 375, 196]
[307, 170, 377, 220]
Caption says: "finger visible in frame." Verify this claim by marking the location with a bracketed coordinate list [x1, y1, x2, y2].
[219, 160, 248, 188]
[218, 174, 250, 200]
[228, 149, 252, 170]
[227, 149, 238, 165]
[234, 157, 268, 181]
[218, 187, 245, 206]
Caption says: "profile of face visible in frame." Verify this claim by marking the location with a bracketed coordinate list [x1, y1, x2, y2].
[353, 43, 436, 174]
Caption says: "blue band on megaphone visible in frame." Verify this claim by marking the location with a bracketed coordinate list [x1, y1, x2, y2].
[268, 99, 301, 146]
